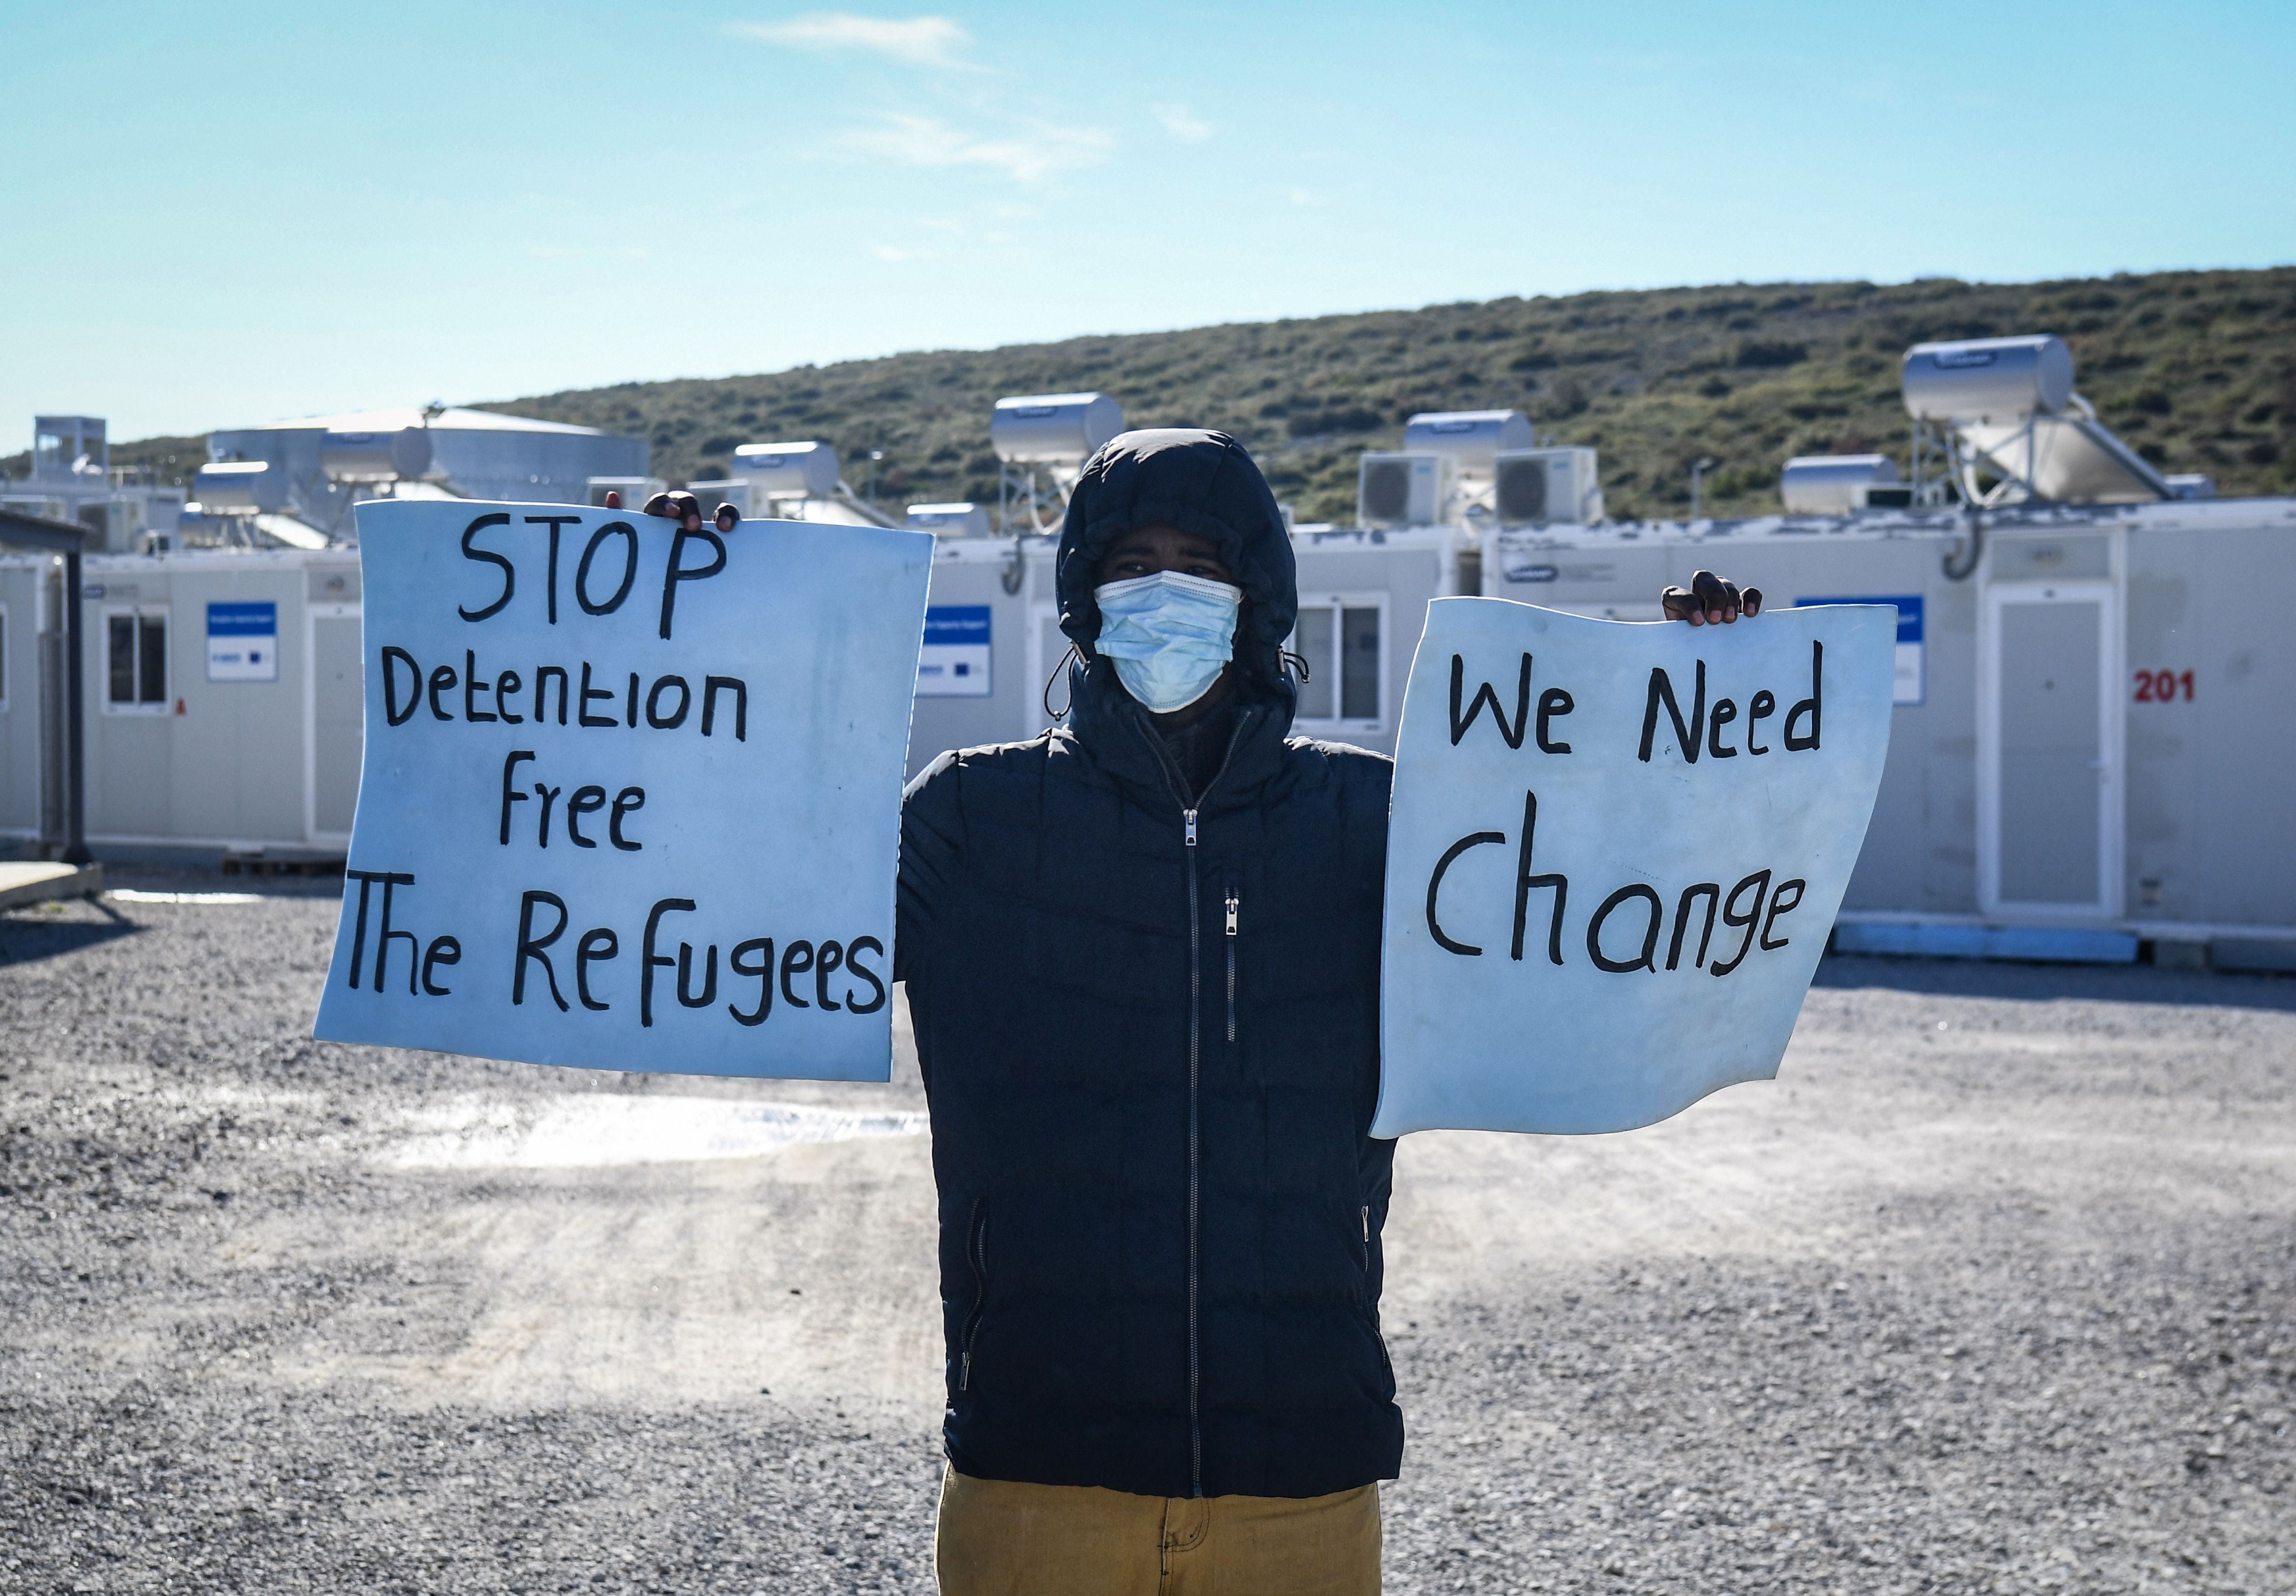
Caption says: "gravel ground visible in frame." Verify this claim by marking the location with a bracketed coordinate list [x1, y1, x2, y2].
[1, 873, 2290, 1595]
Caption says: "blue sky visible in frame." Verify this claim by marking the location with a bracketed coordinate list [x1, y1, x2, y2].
[4, 0, 2290, 441]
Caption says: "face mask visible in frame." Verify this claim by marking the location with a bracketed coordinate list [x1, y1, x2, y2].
[1092, 570, 1244, 713]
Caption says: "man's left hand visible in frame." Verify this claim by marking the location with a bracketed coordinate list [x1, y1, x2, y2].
[1662, 569, 1763, 626]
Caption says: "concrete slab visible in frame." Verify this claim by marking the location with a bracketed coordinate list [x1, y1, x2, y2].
[0, 861, 102, 912]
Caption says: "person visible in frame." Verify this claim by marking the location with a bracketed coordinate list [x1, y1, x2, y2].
[648, 434, 1756, 1593]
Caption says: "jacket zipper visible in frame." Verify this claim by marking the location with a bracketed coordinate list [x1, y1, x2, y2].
[959, 1199, 989, 1391]
[1183, 803, 1203, 1496]
[1130, 705, 1253, 1503]
[1224, 884, 1238, 1044]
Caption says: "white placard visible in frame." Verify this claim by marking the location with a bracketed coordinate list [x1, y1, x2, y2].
[313, 501, 933, 1081]
[1375, 599, 1895, 1136]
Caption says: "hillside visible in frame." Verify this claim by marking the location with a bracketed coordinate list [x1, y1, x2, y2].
[37, 268, 2296, 522]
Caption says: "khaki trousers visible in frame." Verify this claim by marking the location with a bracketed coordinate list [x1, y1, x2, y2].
[934, 1466, 1380, 1596]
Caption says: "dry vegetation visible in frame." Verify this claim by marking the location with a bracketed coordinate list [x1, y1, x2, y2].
[48, 268, 2296, 524]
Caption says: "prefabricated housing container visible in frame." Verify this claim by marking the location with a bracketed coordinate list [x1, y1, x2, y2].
[0, 548, 364, 859]
[1481, 495, 2296, 959]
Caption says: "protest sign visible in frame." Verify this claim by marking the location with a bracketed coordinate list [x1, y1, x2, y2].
[312, 501, 932, 1081]
[1374, 599, 1894, 1136]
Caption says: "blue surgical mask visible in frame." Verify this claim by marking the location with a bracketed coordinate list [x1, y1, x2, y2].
[1093, 571, 1244, 713]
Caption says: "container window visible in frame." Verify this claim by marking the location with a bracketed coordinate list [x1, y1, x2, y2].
[106, 609, 168, 709]
[1294, 607, 1334, 719]
[108, 615, 136, 703]
[1341, 607, 1380, 720]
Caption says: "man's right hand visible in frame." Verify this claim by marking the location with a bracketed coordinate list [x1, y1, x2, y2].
[1662, 569, 1763, 626]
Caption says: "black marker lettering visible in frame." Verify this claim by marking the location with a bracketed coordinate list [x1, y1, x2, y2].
[575, 521, 639, 616]
[1535, 687, 1574, 754]
[609, 787, 645, 851]
[514, 890, 570, 1011]
[1587, 885, 1662, 974]
[813, 940, 845, 1012]
[457, 512, 514, 621]
[341, 869, 413, 988]
[728, 937, 774, 1026]
[842, 936, 888, 1014]
[1746, 690, 1776, 755]
[1783, 642, 1823, 751]
[374, 875, 419, 994]
[464, 649, 496, 722]
[702, 676, 747, 741]
[1708, 697, 1738, 758]
[576, 927, 618, 1011]
[640, 898, 697, 1028]
[645, 675, 691, 729]
[1511, 789, 1568, 965]
[1709, 870, 1773, 977]
[780, 940, 815, 1009]
[1449, 652, 1531, 749]
[625, 672, 638, 728]
[496, 669, 524, 724]
[578, 662, 617, 727]
[536, 665, 569, 726]
[1667, 883, 1721, 970]
[677, 941, 719, 1008]
[533, 784, 560, 846]
[499, 751, 534, 844]
[381, 647, 422, 726]
[1760, 878, 1806, 950]
[427, 663, 458, 722]
[660, 526, 727, 640]
[525, 514, 581, 624]
[565, 785, 606, 848]
[1426, 831, 1506, 956]
[421, 936, 461, 996]
[1637, 660, 1706, 763]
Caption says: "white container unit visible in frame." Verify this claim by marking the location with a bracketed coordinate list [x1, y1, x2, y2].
[3, 549, 369, 860]
[1482, 495, 2296, 964]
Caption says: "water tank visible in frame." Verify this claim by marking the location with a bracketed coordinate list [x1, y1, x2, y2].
[1402, 411, 1534, 481]
[1780, 454, 1901, 515]
[731, 441, 840, 497]
[906, 502, 992, 538]
[320, 426, 434, 483]
[193, 460, 286, 514]
[1902, 335, 2074, 423]
[990, 393, 1125, 464]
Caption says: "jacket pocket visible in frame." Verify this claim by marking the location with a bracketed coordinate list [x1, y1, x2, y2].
[959, 1197, 990, 1391]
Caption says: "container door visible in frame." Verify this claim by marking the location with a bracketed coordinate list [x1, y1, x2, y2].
[307, 603, 363, 843]
[1980, 581, 2119, 919]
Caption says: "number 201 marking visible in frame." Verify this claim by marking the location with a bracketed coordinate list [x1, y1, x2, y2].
[2133, 669, 2194, 703]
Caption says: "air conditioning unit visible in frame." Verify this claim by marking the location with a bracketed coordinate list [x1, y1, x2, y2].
[1493, 449, 1601, 527]
[1356, 453, 1455, 529]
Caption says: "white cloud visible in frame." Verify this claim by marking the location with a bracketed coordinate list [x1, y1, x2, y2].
[839, 113, 1113, 183]
[732, 13, 974, 69]
[1288, 187, 1325, 207]
[1153, 103, 1213, 142]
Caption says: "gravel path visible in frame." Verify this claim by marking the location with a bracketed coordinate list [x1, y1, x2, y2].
[1, 876, 2289, 1594]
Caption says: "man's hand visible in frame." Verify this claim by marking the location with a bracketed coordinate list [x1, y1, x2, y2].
[1662, 569, 1763, 627]
[631, 489, 740, 533]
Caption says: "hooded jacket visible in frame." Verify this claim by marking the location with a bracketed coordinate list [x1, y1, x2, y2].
[895, 429, 1403, 1500]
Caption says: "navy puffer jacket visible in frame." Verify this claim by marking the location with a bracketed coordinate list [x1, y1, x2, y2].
[895, 429, 1404, 1500]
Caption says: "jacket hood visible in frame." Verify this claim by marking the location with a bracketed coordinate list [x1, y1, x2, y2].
[1055, 429, 1298, 699]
